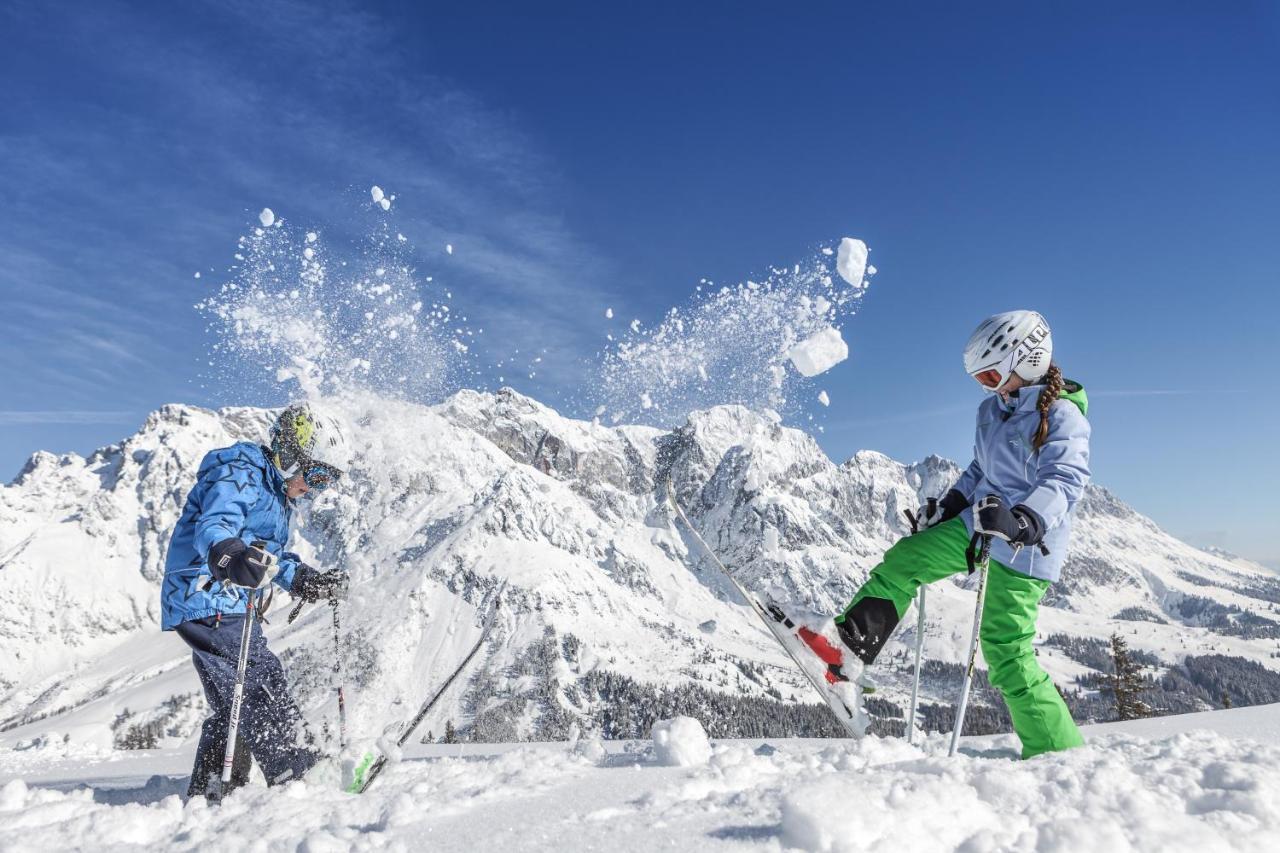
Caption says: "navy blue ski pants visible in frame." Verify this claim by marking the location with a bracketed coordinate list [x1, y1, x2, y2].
[175, 614, 318, 794]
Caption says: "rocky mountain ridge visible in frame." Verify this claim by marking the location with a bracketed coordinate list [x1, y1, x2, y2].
[3, 389, 1278, 750]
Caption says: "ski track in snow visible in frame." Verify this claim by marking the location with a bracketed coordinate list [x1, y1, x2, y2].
[4, 706, 1280, 851]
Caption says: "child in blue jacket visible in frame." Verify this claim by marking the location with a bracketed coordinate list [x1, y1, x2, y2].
[810, 310, 1090, 758]
[162, 402, 350, 797]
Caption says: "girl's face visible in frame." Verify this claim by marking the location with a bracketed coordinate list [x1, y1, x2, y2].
[996, 372, 1028, 401]
[285, 474, 310, 499]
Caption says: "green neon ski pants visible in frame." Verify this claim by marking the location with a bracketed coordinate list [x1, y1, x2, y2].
[841, 518, 1084, 759]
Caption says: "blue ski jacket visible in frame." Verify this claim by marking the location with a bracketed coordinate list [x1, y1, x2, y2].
[950, 382, 1091, 582]
[161, 442, 301, 630]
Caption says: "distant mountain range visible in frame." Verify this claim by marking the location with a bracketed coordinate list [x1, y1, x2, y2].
[4, 389, 1279, 751]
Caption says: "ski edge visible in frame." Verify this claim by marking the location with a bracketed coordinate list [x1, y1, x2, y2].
[353, 582, 507, 794]
[663, 480, 868, 738]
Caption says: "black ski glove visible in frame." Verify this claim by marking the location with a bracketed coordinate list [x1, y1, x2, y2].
[910, 489, 969, 532]
[208, 538, 278, 588]
[292, 564, 350, 603]
[972, 495, 1046, 547]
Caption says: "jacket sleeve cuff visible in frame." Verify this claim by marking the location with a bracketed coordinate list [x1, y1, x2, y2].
[1012, 504, 1047, 545]
[274, 556, 302, 593]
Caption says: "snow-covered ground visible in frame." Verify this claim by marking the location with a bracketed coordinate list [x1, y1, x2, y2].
[3, 705, 1279, 852]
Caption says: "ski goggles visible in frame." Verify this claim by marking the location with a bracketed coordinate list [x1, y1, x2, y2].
[973, 368, 1004, 389]
[302, 461, 343, 492]
[970, 347, 1019, 392]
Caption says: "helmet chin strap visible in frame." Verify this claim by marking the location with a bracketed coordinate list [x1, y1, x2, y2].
[272, 450, 302, 478]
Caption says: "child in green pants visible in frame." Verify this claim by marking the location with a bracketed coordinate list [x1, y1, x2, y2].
[823, 310, 1090, 758]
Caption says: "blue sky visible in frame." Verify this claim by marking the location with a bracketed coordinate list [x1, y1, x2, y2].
[1, 1, 1277, 564]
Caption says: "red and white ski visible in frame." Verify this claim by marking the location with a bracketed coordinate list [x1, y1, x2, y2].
[666, 481, 870, 738]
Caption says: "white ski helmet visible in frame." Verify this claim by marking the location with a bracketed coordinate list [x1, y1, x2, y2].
[963, 310, 1053, 391]
[269, 402, 353, 483]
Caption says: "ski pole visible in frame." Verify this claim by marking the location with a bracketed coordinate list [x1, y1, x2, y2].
[212, 586, 259, 801]
[901, 506, 929, 746]
[331, 595, 348, 752]
[949, 534, 991, 757]
[907, 586, 926, 745]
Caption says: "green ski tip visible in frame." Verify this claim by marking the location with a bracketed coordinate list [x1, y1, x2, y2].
[345, 751, 376, 794]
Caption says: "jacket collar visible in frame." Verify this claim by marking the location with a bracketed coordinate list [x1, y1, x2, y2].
[998, 379, 1089, 417]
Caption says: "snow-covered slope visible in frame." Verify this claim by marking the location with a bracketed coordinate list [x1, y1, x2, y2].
[2, 390, 1278, 752]
[3, 705, 1279, 852]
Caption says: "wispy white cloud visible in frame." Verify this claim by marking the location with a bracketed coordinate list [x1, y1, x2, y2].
[1088, 389, 1249, 397]
[0, 411, 135, 425]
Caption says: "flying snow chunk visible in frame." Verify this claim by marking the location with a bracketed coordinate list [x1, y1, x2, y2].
[446, 243, 453, 255]
[605, 307, 614, 319]
[370, 186, 385, 203]
[836, 237, 868, 286]
[379, 197, 391, 211]
[788, 327, 848, 377]
[651, 716, 712, 767]
[259, 208, 275, 227]
[818, 390, 830, 407]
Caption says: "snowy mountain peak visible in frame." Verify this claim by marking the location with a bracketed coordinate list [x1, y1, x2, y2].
[3, 391, 1278, 751]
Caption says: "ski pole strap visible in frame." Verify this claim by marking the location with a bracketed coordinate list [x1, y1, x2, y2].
[965, 533, 991, 574]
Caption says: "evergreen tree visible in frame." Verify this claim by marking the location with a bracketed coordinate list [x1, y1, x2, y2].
[443, 720, 458, 743]
[1109, 633, 1152, 721]
[1222, 691, 1233, 709]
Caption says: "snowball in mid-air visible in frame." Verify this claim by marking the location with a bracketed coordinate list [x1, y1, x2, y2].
[259, 208, 275, 227]
[651, 716, 712, 767]
[605, 307, 614, 319]
[818, 390, 830, 407]
[788, 327, 848, 377]
[370, 186, 385, 203]
[446, 243, 454, 255]
[836, 237, 867, 286]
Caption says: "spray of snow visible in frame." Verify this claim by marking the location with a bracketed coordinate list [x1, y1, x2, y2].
[198, 204, 475, 405]
[788, 327, 848, 377]
[592, 243, 871, 425]
[835, 237, 868, 287]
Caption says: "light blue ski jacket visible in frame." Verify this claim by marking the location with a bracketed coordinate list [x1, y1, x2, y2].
[951, 383, 1091, 582]
[160, 442, 301, 630]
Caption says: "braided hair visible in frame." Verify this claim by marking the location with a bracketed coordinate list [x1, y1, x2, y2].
[1033, 363, 1064, 451]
